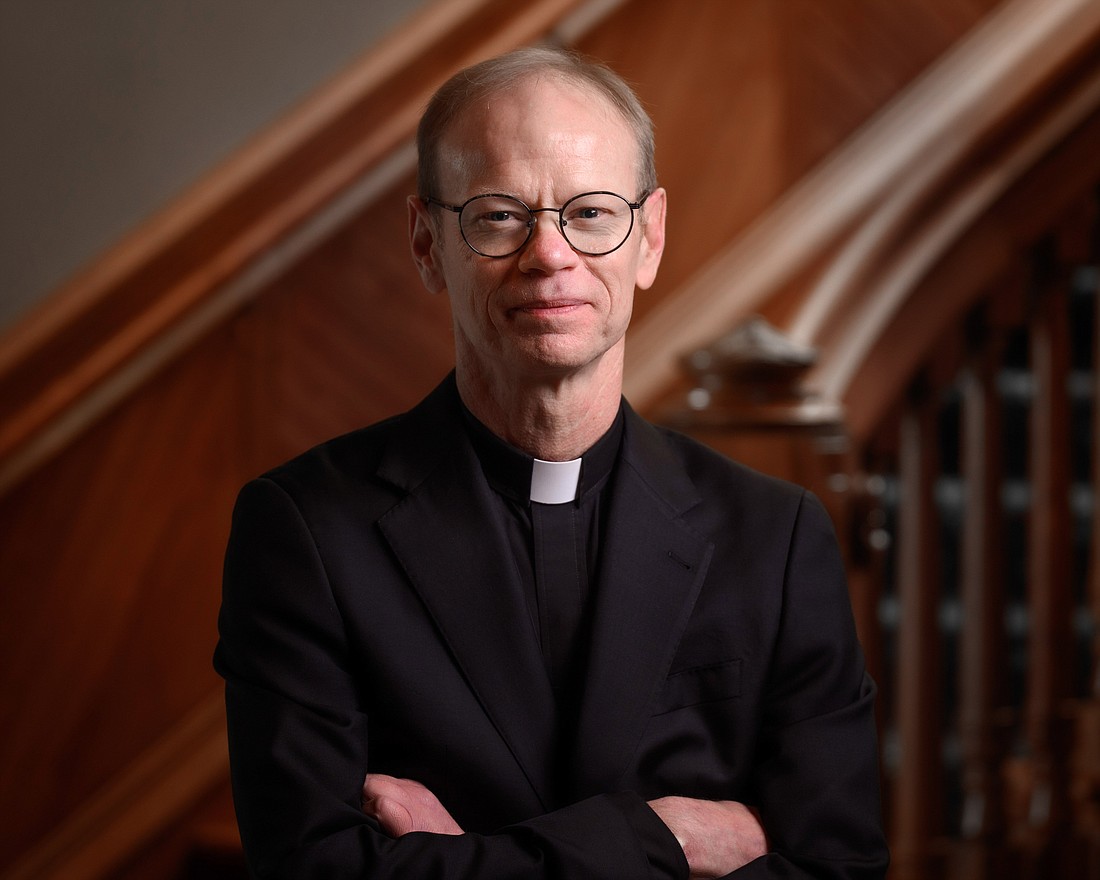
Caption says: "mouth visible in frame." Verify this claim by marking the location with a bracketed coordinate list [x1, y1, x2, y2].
[515, 302, 581, 315]
[507, 298, 587, 319]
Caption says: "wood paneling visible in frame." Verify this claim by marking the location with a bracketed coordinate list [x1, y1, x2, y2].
[0, 322, 244, 867]
[0, 173, 453, 877]
[239, 182, 453, 469]
[780, 0, 999, 177]
[579, 0, 786, 324]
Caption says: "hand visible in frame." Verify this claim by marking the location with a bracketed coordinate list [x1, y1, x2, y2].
[361, 773, 464, 837]
[647, 796, 768, 879]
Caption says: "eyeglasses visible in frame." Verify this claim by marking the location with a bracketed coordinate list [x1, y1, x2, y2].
[425, 190, 650, 258]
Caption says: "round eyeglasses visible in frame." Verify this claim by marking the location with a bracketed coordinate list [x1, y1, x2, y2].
[425, 191, 650, 258]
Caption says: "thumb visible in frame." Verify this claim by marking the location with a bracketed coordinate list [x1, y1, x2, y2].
[365, 793, 415, 837]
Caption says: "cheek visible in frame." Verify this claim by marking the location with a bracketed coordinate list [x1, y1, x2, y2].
[601, 269, 637, 317]
[448, 270, 502, 331]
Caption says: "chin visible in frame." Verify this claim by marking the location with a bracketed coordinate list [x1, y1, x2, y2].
[517, 346, 612, 380]
[499, 326, 621, 375]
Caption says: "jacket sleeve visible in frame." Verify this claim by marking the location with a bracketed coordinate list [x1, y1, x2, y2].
[730, 492, 889, 879]
[214, 476, 688, 880]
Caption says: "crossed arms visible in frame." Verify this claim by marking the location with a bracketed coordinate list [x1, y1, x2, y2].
[362, 772, 768, 878]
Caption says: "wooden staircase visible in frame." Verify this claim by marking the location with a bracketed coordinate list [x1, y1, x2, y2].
[4, 0, 1099, 877]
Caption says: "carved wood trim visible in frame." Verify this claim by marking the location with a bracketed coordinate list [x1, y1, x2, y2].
[0, 0, 610, 496]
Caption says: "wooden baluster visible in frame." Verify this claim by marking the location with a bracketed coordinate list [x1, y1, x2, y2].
[854, 455, 892, 732]
[893, 378, 945, 880]
[1019, 248, 1075, 875]
[951, 314, 1010, 878]
[1075, 230, 1100, 878]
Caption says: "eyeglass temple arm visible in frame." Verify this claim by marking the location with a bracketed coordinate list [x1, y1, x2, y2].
[423, 197, 462, 213]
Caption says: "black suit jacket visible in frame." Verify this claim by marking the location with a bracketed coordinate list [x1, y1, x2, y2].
[216, 374, 888, 878]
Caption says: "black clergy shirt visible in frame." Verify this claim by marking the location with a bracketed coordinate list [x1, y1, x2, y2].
[459, 402, 625, 750]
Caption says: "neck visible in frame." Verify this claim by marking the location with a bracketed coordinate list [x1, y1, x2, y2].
[456, 357, 623, 462]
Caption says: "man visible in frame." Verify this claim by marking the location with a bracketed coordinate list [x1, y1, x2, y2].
[216, 46, 888, 879]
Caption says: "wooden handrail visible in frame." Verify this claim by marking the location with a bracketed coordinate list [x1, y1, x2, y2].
[624, 0, 1100, 426]
[0, 0, 620, 496]
[805, 64, 1100, 445]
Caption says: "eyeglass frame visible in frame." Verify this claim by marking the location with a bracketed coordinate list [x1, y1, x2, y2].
[423, 190, 652, 258]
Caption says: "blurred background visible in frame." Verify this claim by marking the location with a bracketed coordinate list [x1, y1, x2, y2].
[1, 0, 1098, 877]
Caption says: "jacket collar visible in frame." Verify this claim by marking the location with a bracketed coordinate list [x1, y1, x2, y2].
[568, 404, 714, 798]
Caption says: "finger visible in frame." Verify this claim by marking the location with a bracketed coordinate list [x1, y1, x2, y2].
[362, 773, 403, 798]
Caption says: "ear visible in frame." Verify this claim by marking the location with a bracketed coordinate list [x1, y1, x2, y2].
[408, 196, 447, 294]
[634, 187, 666, 291]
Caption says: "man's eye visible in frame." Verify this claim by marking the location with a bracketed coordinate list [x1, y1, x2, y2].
[567, 204, 614, 226]
[486, 211, 513, 222]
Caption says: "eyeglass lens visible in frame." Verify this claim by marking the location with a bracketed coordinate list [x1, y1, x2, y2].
[459, 192, 636, 257]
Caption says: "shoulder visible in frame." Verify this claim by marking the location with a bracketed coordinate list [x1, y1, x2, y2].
[619, 409, 839, 566]
[623, 406, 808, 512]
[263, 414, 402, 491]
[246, 374, 463, 513]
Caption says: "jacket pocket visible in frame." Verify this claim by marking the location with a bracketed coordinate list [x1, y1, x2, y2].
[653, 658, 742, 716]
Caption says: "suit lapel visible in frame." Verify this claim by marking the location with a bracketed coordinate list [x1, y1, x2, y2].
[374, 378, 556, 810]
[570, 409, 715, 798]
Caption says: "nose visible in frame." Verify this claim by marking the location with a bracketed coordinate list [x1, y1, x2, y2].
[517, 210, 577, 273]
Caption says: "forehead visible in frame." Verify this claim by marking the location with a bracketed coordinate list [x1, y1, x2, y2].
[437, 76, 640, 194]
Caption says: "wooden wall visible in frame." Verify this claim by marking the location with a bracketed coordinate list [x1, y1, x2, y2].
[0, 1, 1005, 875]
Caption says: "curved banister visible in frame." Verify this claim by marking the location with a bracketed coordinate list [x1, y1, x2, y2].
[811, 74, 1100, 444]
[624, 0, 1100, 428]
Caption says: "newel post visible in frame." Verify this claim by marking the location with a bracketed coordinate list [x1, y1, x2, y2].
[655, 315, 885, 673]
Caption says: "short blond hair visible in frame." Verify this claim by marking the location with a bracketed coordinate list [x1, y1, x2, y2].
[416, 46, 657, 200]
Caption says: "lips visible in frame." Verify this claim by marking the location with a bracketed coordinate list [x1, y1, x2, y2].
[515, 300, 581, 311]
[506, 302, 585, 326]
[507, 293, 587, 314]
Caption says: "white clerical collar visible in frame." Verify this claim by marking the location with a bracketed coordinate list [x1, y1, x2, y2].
[530, 457, 582, 505]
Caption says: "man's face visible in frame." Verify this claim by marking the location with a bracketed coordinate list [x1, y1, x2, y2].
[409, 77, 666, 386]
